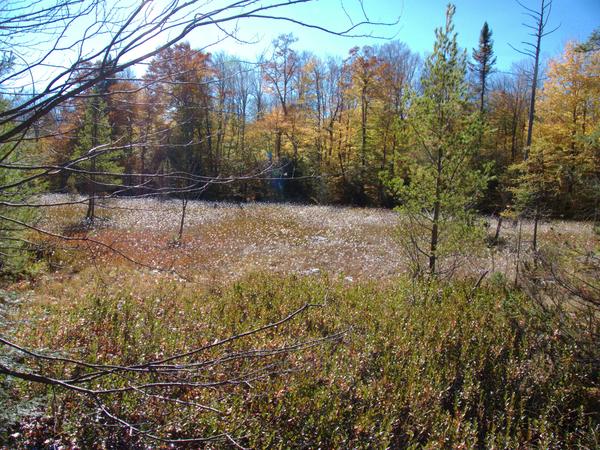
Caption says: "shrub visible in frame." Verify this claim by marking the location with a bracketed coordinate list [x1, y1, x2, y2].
[5, 270, 598, 447]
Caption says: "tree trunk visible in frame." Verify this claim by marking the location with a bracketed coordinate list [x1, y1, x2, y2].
[532, 207, 539, 252]
[494, 215, 503, 242]
[429, 149, 442, 276]
[479, 68, 486, 114]
[275, 129, 282, 161]
[525, 40, 540, 154]
[86, 103, 99, 222]
[524, 1, 546, 156]
[361, 86, 367, 169]
[177, 198, 188, 244]
[514, 220, 523, 287]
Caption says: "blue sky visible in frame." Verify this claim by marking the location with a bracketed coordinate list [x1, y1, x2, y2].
[10, 0, 599, 87]
[201, 0, 599, 70]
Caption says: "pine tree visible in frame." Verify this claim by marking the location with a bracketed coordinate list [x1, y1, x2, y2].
[470, 22, 496, 113]
[71, 93, 121, 222]
[389, 4, 490, 277]
[0, 97, 40, 276]
[576, 27, 600, 53]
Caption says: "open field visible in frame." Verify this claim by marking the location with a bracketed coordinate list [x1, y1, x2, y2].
[1, 0, 598, 447]
[35, 195, 597, 284]
[1, 198, 598, 448]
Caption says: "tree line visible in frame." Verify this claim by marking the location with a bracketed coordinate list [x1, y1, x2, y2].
[28, 20, 597, 224]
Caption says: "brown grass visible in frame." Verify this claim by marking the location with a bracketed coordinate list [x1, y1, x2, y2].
[33, 195, 597, 286]
[4, 196, 597, 448]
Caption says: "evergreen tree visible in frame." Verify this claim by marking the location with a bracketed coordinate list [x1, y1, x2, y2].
[389, 4, 490, 277]
[470, 22, 496, 113]
[0, 97, 40, 277]
[576, 27, 600, 53]
[71, 93, 121, 221]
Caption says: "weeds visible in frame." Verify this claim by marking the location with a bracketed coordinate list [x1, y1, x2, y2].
[3, 269, 598, 448]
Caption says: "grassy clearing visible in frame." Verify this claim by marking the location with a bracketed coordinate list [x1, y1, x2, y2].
[34, 195, 596, 283]
[2, 198, 599, 448]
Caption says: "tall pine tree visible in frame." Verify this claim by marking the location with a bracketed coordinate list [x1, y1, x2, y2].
[470, 22, 496, 113]
[71, 93, 121, 222]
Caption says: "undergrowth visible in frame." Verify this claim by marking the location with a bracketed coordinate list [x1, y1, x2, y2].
[3, 269, 598, 448]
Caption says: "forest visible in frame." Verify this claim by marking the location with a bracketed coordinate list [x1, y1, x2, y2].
[33, 13, 599, 220]
[0, 0, 599, 448]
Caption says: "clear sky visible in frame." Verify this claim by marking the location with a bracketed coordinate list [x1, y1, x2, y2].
[194, 0, 599, 71]
[7, 0, 599, 88]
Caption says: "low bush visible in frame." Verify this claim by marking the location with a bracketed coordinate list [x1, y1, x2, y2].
[4, 270, 598, 448]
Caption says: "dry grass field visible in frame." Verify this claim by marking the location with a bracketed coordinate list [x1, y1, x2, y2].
[34, 195, 596, 285]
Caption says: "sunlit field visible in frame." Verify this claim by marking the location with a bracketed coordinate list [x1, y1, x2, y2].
[2, 198, 598, 448]
[35, 195, 597, 284]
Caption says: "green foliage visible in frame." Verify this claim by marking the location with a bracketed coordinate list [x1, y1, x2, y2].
[508, 141, 549, 218]
[470, 21, 497, 112]
[0, 100, 42, 279]
[69, 95, 122, 193]
[7, 271, 599, 447]
[388, 4, 491, 276]
[576, 27, 600, 53]
[509, 160, 538, 215]
[0, 291, 45, 441]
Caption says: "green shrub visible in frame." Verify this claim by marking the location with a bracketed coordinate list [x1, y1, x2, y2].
[5, 271, 599, 448]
